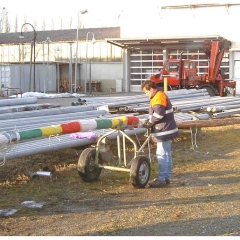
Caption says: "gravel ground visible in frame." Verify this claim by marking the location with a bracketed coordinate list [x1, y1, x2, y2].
[0, 123, 240, 236]
[0, 95, 240, 236]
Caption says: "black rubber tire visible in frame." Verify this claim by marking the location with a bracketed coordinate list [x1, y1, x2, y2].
[156, 82, 164, 88]
[130, 156, 151, 188]
[201, 86, 216, 97]
[156, 82, 171, 91]
[77, 148, 103, 182]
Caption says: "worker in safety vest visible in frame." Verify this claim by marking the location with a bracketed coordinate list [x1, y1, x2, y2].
[141, 80, 178, 188]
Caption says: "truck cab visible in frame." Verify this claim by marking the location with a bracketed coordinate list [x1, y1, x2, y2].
[150, 58, 198, 89]
[150, 40, 236, 97]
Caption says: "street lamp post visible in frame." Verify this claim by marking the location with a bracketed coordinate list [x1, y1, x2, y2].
[69, 43, 73, 94]
[42, 41, 46, 93]
[19, 23, 37, 92]
[56, 47, 60, 93]
[42, 37, 51, 93]
[74, 9, 88, 93]
[85, 32, 96, 95]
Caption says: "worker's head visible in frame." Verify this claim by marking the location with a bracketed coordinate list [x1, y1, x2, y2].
[141, 80, 157, 99]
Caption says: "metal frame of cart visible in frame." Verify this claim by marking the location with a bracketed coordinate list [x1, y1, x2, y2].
[77, 126, 152, 188]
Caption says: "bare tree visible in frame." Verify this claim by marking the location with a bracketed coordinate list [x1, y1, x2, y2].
[60, 18, 63, 30]
[0, 6, 5, 32]
[23, 16, 28, 31]
[1, 8, 84, 32]
[42, 19, 46, 31]
[14, 15, 18, 32]
[0, 6, 9, 33]
[79, 19, 84, 29]
[33, 19, 37, 30]
[4, 10, 10, 32]
[51, 18, 55, 30]
[69, 16, 72, 29]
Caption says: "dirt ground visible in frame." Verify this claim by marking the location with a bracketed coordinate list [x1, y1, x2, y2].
[0, 121, 240, 236]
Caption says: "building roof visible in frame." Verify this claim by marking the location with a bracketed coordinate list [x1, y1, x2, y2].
[0, 27, 120, 45]
[0, 27, 232, 52]
[106, 35, 232, 50]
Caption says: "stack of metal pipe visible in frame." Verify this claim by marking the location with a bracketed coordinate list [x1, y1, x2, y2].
[1, 89, 240, 162]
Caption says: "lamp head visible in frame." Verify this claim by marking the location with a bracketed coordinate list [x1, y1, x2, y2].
[80, 9, 88, 14]
[91, 36, 96, 44]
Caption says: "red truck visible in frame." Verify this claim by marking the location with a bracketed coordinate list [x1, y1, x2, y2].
[150, 40, 236, 96]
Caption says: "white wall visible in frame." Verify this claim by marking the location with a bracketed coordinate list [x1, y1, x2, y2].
[119, 1, 240, 94]
[233, 53, 240, 94]
[80, 63, 123, 92]
[88, 63, 123, 80]
[119, 2, 240, 43]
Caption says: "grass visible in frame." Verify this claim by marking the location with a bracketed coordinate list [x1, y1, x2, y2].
[1, 124, 240, 211]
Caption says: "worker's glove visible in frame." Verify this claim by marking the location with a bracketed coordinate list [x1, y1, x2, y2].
[142, 119, 154, 129]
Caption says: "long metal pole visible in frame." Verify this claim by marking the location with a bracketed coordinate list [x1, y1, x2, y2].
[0, 127, 147, 162]
[29, 41, 33, 91]
[74, 10, 87, 93]
[69, 43, 73, 94]
[19, 23, 37, 92]
[47, 40, 49, 93]
[57, 52, 60, 93]
[89, 59, 92, 95]
[85, 32, 95, 95]
[85, 35, 88, 94]
[74, 13, 80, 93]
[33, 32, 36, 92]
[42, 42, 46, 93]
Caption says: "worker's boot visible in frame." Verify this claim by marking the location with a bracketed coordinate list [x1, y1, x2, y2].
[165, 179, 170, 184]
[148, 178, 166, 188]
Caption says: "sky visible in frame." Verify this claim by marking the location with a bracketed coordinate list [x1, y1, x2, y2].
[1, 0, 240, 32]
[1, 0, 124, 30]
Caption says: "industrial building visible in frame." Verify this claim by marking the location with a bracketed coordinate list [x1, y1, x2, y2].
[0, 3, 240, 94]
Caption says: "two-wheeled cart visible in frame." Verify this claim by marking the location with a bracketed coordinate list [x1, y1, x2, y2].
[77, 125, 152, 188]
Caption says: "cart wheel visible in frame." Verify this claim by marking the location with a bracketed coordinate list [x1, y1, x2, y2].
[77, 148, 103, 182]
[130, 156, 151, 188]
